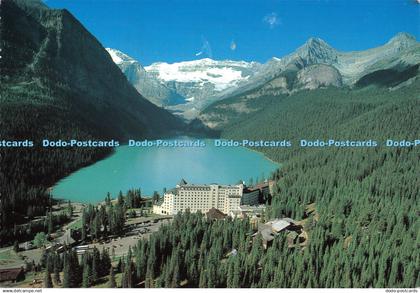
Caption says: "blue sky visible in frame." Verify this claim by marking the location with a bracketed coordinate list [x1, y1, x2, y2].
[45, 0, 419, 65]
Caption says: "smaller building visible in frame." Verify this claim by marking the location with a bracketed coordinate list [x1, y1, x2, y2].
[242, 180, 272, 205]
[23, 241, 34, 250]
[241, 188, 260, 206]
[0, 267, 25, 283]
[206, 208, 227, 220]
[254, 218, 302, 248]
[74, 245, 93, 255]
[229, 205, 266, 218]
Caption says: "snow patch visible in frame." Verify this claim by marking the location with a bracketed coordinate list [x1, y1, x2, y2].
[106, 48, 137, 65]
[145, 59, 256, 91]
[106, 48, 124, 64]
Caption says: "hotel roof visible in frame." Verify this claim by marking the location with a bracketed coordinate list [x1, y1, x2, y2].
[178, 178, 188, 186]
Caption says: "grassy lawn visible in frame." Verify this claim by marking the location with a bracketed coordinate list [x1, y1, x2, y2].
[0, 248, 14, 260]
[0, 248, 22, 267]
[68, 218, 82, 230]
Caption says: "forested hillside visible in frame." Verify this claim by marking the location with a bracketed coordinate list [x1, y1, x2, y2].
[46, 205, 418, 288]
[0, 0, 184, 245]
[33, 71, 420, 288]
[139, 78, 419, 287]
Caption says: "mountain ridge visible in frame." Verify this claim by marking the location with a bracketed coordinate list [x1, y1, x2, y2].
[194, 32, 419, 130]
[107, 49, 261, 119]
[107, 32, 418, 120]
[106, 48, 186, 107]
[213, 32, 419, 105]
[0, 0, 184, 244]
[1, 0, 184, 136]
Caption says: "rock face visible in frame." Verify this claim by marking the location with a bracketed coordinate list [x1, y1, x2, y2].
[106, 53, 261, 119]
[278, 38, 339, 69]
[0, 0, 185, 245]
[108, 33, 418, 120]
[216, 33, 419, 103]
[195, 34, 419, 129]
[144, 59, 261, 119]
[333, 33, 419, 84]
[106, 48, 185, 107]
[1, 0, 183, 138]
[294, 64, 342, 90]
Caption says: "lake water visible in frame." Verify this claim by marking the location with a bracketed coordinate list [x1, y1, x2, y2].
[52, 139, 279, 203]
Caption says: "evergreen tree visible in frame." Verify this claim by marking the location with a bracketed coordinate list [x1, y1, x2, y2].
[44, 269, 53, 288]
[82, 263, 92, 288]
[109, 266, 116, 288]
[100, 247, 112, 277]
[62, 254, 70, 288]
[47, 211, 54, 235]
[13, 240, 19, 252]
[43, 257, 53, 288]
[92, 249, 100, 283]
[81, 210, 87, 241]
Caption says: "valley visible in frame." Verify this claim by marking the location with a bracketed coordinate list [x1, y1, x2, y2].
[108, 32, 419, 122]
[0, 0, 419, 289]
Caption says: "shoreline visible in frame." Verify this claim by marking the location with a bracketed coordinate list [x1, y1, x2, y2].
[51, 136, 280, 204]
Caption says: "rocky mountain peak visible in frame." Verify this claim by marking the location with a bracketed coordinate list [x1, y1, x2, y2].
[301, 37, 336, 54]
[386, 32, 417, 49]
[285, 37, 338, 68]
[305, 37, 332, 49]
[106, 48, 136, 65]
[389, 32, 416, 42]
[106, 48, 186, 107]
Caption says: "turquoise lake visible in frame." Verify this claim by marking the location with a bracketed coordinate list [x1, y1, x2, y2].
[52, 139, 279, 203]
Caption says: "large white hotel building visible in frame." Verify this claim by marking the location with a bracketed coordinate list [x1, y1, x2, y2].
[153, 179, 256, 215]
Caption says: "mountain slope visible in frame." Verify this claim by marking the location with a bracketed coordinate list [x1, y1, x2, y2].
[197, 34, 419, 130]
[215, 33, 419, 102]
[214, 79, 420, 289]
[120, 72, 420, 288]
[1, 0, 183, 137]
[144, 58, 261, 119]
[109, 33, 418, 121]
[106, 48, 186, 107]
[0, 0, 183, 245]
